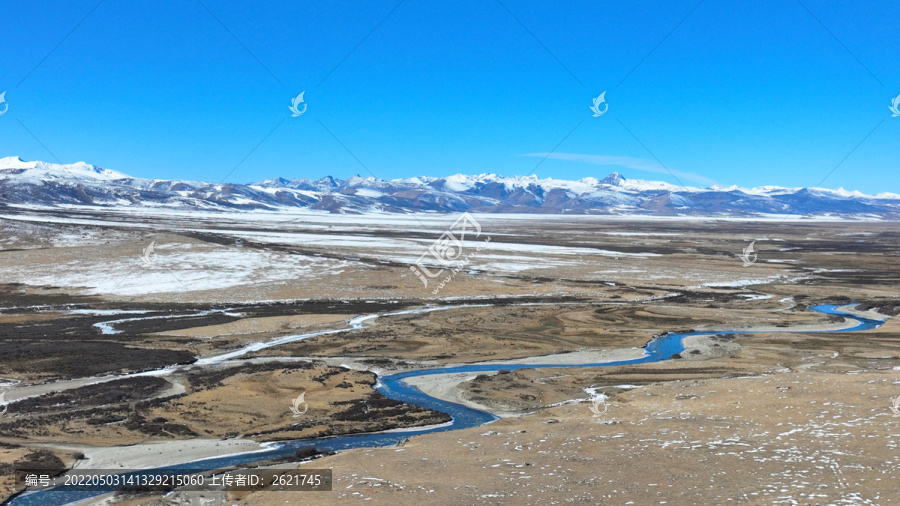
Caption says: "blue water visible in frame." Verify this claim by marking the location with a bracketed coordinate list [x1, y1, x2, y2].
[6, 304, 883, 506]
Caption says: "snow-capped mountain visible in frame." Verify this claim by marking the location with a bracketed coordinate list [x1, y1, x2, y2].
[2, 156, 899, 218]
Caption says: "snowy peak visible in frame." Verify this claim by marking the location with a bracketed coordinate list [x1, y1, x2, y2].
[254, 176, 295, 188]
[254, 175, 341, 192]
[0, 156, 29, 168]
[600, 172, 625, 186]
[0, 156, 129, 182]
[1, 156, 899, 218]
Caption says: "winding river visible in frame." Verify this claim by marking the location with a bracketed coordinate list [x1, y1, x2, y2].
[5, 303, 885, 506]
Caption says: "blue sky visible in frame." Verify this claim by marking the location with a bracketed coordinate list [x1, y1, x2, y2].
[2, 0, 898, 192]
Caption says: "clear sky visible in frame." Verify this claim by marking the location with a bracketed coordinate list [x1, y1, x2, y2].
[2, 0, 898, 192]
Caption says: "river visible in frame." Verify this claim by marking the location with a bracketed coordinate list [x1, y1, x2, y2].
[4, 303, 884, 505]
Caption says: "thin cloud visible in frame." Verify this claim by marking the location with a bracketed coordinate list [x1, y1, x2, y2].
[521, 152, 717, 187]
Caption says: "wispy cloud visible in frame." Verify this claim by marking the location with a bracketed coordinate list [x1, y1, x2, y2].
[521, 152, 717, 187]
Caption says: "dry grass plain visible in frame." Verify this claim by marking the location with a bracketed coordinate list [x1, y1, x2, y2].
[0, 208, 899, 504]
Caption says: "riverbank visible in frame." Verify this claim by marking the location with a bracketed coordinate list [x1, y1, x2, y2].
[402, 347, 649, 417]
[47, 439, 272, 471]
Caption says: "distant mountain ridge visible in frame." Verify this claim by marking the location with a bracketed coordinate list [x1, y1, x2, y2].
[2, 156, 899, 219]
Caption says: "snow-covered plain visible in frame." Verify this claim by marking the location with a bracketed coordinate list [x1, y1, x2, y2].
[4, 240, 354, 297]
[0, 205, 811, 298]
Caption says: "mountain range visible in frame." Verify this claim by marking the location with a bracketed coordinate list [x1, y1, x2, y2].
[2, 156, 899, 219]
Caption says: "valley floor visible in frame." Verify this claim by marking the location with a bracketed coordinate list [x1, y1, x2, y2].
[0, 208, 898, 505]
